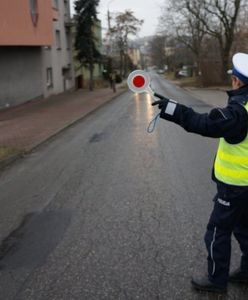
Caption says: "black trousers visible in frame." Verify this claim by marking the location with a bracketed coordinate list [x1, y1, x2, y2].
[204, 183, 248, 287]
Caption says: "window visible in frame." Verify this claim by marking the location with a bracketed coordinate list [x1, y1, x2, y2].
[55, 30, 61, 50]
[64, 0, 69, 17]
[46, 68, 53, 88]
[62, 65, 72, 80]
[29, 0, 38, 26]
[53, 0, 59, 9]
[66, 30, 70, 50]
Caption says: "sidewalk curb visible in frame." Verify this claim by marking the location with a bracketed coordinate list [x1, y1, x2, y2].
[0, 153, 23, 170]
[166, 78, 229, 92]
[0, 88, 127, 171]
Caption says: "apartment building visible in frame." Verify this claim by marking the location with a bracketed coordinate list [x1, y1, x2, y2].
[43, 0, 74, 98]
[0, 0, 74, 108]
[128, 42, 141, 68]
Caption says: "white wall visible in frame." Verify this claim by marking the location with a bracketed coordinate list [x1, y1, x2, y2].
[0, 47, 43, 108]
[42, 0, 75, 98]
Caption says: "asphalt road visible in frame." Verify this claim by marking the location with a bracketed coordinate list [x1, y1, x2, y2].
[0, 73, 248, 300]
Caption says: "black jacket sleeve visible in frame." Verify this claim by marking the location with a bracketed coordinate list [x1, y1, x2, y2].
[160, 102, 248, 144]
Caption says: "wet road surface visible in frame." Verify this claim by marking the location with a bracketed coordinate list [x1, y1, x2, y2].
[0, 73, 248, 299]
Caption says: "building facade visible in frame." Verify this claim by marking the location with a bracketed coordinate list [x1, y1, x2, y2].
[0, 0, 74, 108]
[128, 42, 141, 68]
[42, 0, 74, 98]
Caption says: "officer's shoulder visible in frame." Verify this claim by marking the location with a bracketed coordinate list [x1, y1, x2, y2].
[228, 100, 248, 114]
[228, 96, 248, 106]
[226, 101, 248, 120]
[208, 103, 247, 121]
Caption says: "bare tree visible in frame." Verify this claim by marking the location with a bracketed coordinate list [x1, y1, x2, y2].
[110, 10, 143, 77]
[233, 3, 248, 53]
[149, 35, 167, 69]
[185, 0, 244, 82]
[159, 0, 206, 76]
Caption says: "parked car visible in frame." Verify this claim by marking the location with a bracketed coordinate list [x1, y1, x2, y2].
[178, 70, 189, 77]
[157, 69, 165, 74]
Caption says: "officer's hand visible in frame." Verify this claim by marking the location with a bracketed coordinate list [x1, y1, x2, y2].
[152, 93, 170, 109]
[152, 99, 168, 109]
[152, 93, 178, 119]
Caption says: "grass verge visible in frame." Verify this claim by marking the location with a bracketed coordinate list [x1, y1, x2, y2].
[164, 72, 202, 88]
[0, 146, 23, 161]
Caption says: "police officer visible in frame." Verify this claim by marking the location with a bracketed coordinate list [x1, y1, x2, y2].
[152, 52, 248, 293]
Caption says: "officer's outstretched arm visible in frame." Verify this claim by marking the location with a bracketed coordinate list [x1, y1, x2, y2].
[152, 98, 248, 142]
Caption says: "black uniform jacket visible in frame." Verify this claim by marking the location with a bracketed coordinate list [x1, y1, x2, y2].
[160, 84, 248, 186]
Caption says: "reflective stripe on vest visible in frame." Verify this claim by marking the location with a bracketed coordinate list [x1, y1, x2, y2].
[214, 102, 248, 186]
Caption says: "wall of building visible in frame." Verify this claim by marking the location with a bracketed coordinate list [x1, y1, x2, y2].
[0, 0, 53, 46]
[42, 0, 74, 97]
[128, 48, 141, 67]
[0, 0, 74, 108]
[0, 47, 43, 108]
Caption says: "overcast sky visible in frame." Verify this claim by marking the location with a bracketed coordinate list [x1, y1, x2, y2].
[70, 0, 165, 37]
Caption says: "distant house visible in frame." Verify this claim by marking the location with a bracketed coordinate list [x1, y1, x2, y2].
[128, 42, 141, 68]
[165, 47, 176, 57]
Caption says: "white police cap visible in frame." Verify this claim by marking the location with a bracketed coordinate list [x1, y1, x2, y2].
[232, 53, 248, 83]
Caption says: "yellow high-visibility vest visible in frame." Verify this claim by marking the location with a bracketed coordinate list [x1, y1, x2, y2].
[214, 103, 248, 186]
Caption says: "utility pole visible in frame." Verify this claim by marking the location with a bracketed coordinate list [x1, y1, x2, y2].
[107, 0, 115, 31]
[107, 9, 111, 30]
[106, 0, 118, 79]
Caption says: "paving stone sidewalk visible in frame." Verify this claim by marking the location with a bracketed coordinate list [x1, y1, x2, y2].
[0, 86, 126, 162]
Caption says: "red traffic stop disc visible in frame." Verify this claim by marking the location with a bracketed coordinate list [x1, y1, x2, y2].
[133, 75, 145, 88]
[127, 70, 150, 93]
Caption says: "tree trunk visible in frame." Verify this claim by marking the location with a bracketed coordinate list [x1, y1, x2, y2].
[194, 52, 201, 77]
[124, 53, 128, 77]
[89, 63, 94, 91]
[120, 51, 124, 78]
[221, 51, 230, 84]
